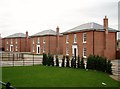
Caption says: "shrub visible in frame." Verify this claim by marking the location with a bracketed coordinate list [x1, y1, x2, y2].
[106, 60, 112, 74]
[86, 54, 112, 74]
[62, 56, 65, 67]
[42, 53, 48, 65]
[66, 56, 70, 67]
[80, 57, 85, 69]
[56, 55, 59, 67]
[77, 55, 80, 68]
[71, 56, 74, 68]
[74, 56, 77, 68]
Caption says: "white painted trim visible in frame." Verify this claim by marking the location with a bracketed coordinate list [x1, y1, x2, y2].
[72, 45, 78, 56]
[37, 45, 40, 54]
[10, 45, 13, 52]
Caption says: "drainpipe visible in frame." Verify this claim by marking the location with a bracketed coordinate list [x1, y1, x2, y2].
[93, 30, 95, 55]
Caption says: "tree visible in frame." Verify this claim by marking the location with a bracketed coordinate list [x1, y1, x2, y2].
[56, 55, 59, 67]
[66, 56, 70, 67]
[77, 55, 80, 68]
[62, 56, 65, 67]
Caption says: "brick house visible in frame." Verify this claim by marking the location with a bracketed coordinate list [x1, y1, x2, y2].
[62, 16, 118, 59]
[2, 31, 29, 52]
[29, 27, 63, 55]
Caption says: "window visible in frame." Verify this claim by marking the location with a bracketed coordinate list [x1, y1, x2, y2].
[66, 46, 69, 55]
[66, 35, 69, 43]
[32, 45, 35, 52]
[15, 45, 18, 51]
[11, 39, 13, 44]
[83, 33, 87, 43]
[15, 39, 17, 44]
[74, 34, 77, 43]
[43, 44, 46, 53]
[6, 40, 8, 44]
[83, 48, 87, 58]
[37, 37, 40, 44]
[6, 44, 8, 51]
[32, 39, 34, 44]
[43, 37, 46, 44]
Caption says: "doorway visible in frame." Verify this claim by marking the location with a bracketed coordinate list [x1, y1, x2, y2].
[10, 45, 13, 52]
[37, 45, 40, 54]
[72, 45, 78, 56]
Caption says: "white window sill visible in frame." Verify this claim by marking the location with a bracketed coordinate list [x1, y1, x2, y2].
[74, 42, 77, 43]
[83, 42, 87, 44]
[66, 42, 69, 44]
[83, 56, 87, 58]
[66, 54, 69, 56]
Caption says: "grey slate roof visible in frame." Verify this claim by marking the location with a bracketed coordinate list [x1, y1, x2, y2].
[63, 22, 118, 34]
[31, 29, 57, 37]
[5, 33, 26, 38]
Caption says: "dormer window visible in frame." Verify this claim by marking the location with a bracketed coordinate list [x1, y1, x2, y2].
[66, 35, 69, 43]
[74, 34, 77, 43]
[83, 33, 87, 43]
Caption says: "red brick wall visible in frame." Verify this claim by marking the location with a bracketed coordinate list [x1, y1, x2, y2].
[3, 37, 27, 52]
[30, 35, 62, 55]
[63, 31, 117, 59]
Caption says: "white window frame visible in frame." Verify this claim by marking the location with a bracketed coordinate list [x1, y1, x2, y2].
[43, 44, 46, 53]
[83, 33, 87, 43]
[6, 44, 8, 51]
[37, 37, 40, 44]
[6, 40, 8, 44]
[15, 38, 18, 44]
[66, 46, 69, 55]
[43, 37, 46, 44]
[11, 39, 13, 44]
[32, 39, 34, 44]
[15, 45, 18, 51]
[32, 45, 35, 52]
[74, 34, 77, 43]
[83, 48, 87, 58]
[66, 35, 69, 43]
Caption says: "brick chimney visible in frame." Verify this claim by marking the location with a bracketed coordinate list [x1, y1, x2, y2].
[103, 16, 109, 58]
[56, 26, 59, 55]
[26, 31, 28, 52]
[103, 16, 108, 34]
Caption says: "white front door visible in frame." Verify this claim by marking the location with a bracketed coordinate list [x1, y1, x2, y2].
[10, 45, 13, 52]
[72, 45, 78, 56]
[37, 45, 40, 54]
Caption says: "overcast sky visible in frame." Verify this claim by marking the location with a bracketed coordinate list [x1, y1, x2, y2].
[0, 0, 119, 37]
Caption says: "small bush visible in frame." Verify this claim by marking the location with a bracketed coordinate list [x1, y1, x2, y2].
[42, 53, 48, 65]
[62, 56, 65, 67]
[71, 56, 74, 68]
[56, 55, 59, 67]
[77, 55, 80, 68]
[66, 56, 70, 67]
[106, 60, 112, 74]
[80, 57, 85, 69]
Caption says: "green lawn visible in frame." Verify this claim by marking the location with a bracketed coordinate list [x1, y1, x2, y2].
[2, 65, 119, 87]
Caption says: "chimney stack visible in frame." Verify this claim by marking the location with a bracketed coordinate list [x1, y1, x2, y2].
[56, 26, 60, 55]
[26, 31, 28, 38]
[26, 31, 28, 52]
[103, 16, 108, 34]
[56, 26, 59, 34]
